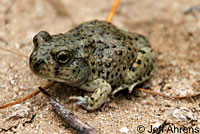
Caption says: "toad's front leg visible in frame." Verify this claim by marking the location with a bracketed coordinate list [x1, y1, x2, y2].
[69, 78, 111, 111]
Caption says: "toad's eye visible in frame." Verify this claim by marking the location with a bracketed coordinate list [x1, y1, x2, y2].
[56, 50, 71, 64]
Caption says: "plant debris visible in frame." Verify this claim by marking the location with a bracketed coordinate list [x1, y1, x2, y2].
[39, 87, 96, 134]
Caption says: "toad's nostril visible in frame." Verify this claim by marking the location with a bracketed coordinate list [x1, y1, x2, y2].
[32, 58, 45, 72]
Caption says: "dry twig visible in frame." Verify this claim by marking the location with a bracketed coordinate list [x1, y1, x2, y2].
[0, 81, 56, 109]
[106, 0, 120, 22]
[0, 45, 28, 58]
[39, 87, 96, 134]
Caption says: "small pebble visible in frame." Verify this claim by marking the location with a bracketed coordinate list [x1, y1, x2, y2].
[109, 111, 113, 118]
[172, 107, 197, 121]
[120, 126, 129, 133]
[82, 109, 87, 114]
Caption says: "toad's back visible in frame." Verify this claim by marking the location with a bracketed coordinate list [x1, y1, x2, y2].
[62, 20, 147, 86]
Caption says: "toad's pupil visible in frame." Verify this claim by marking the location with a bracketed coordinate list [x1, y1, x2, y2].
[59, 53, 68, 61]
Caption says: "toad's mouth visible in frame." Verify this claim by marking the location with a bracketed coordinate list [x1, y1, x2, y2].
[31, 69, 85, 86]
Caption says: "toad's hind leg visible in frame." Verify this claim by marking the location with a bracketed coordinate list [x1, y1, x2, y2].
[113, 46, 154, 95]
[69, 78, 111, 111]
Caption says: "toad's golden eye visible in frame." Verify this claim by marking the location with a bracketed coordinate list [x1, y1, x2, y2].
[56, 50, 71, 64]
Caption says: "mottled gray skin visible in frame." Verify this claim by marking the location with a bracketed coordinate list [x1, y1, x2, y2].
[29, 20, 155, 110]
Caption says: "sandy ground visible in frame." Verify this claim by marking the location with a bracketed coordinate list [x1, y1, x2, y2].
[0, 0, 200, 133]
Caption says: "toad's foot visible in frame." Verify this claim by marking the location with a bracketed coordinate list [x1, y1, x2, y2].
[69, 78, 111, 110]
[69, 96, 89, 108]
[112, 83, 138, 96]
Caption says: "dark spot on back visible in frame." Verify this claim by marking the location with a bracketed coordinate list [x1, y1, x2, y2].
[139, 50, 146, 54]
[97, 40, 104, 44]
[113, 63, 117, 68]
[115, 50, 123, 55]
[144, 63, 147, 68]
[73, 32, 80, 37]
[128, 36, 133, 40]
[98, 61, 102, 66]
[123, 66, 126, 71]
[112, 44, 116, 48]
[115, 72, 118, 76]
[105, 63, 111, 68]
[105, 45, 109, 48]
[131, 67, 136, 72]
[91, 60, 95, 65]
[107, 71, 110, 76]
[137, 59, 141, 64]
[92, 69, 96, 74]
[115, 37, 121, 40]
[110, 80, 113, 84]
[134, 37, 138, 41]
